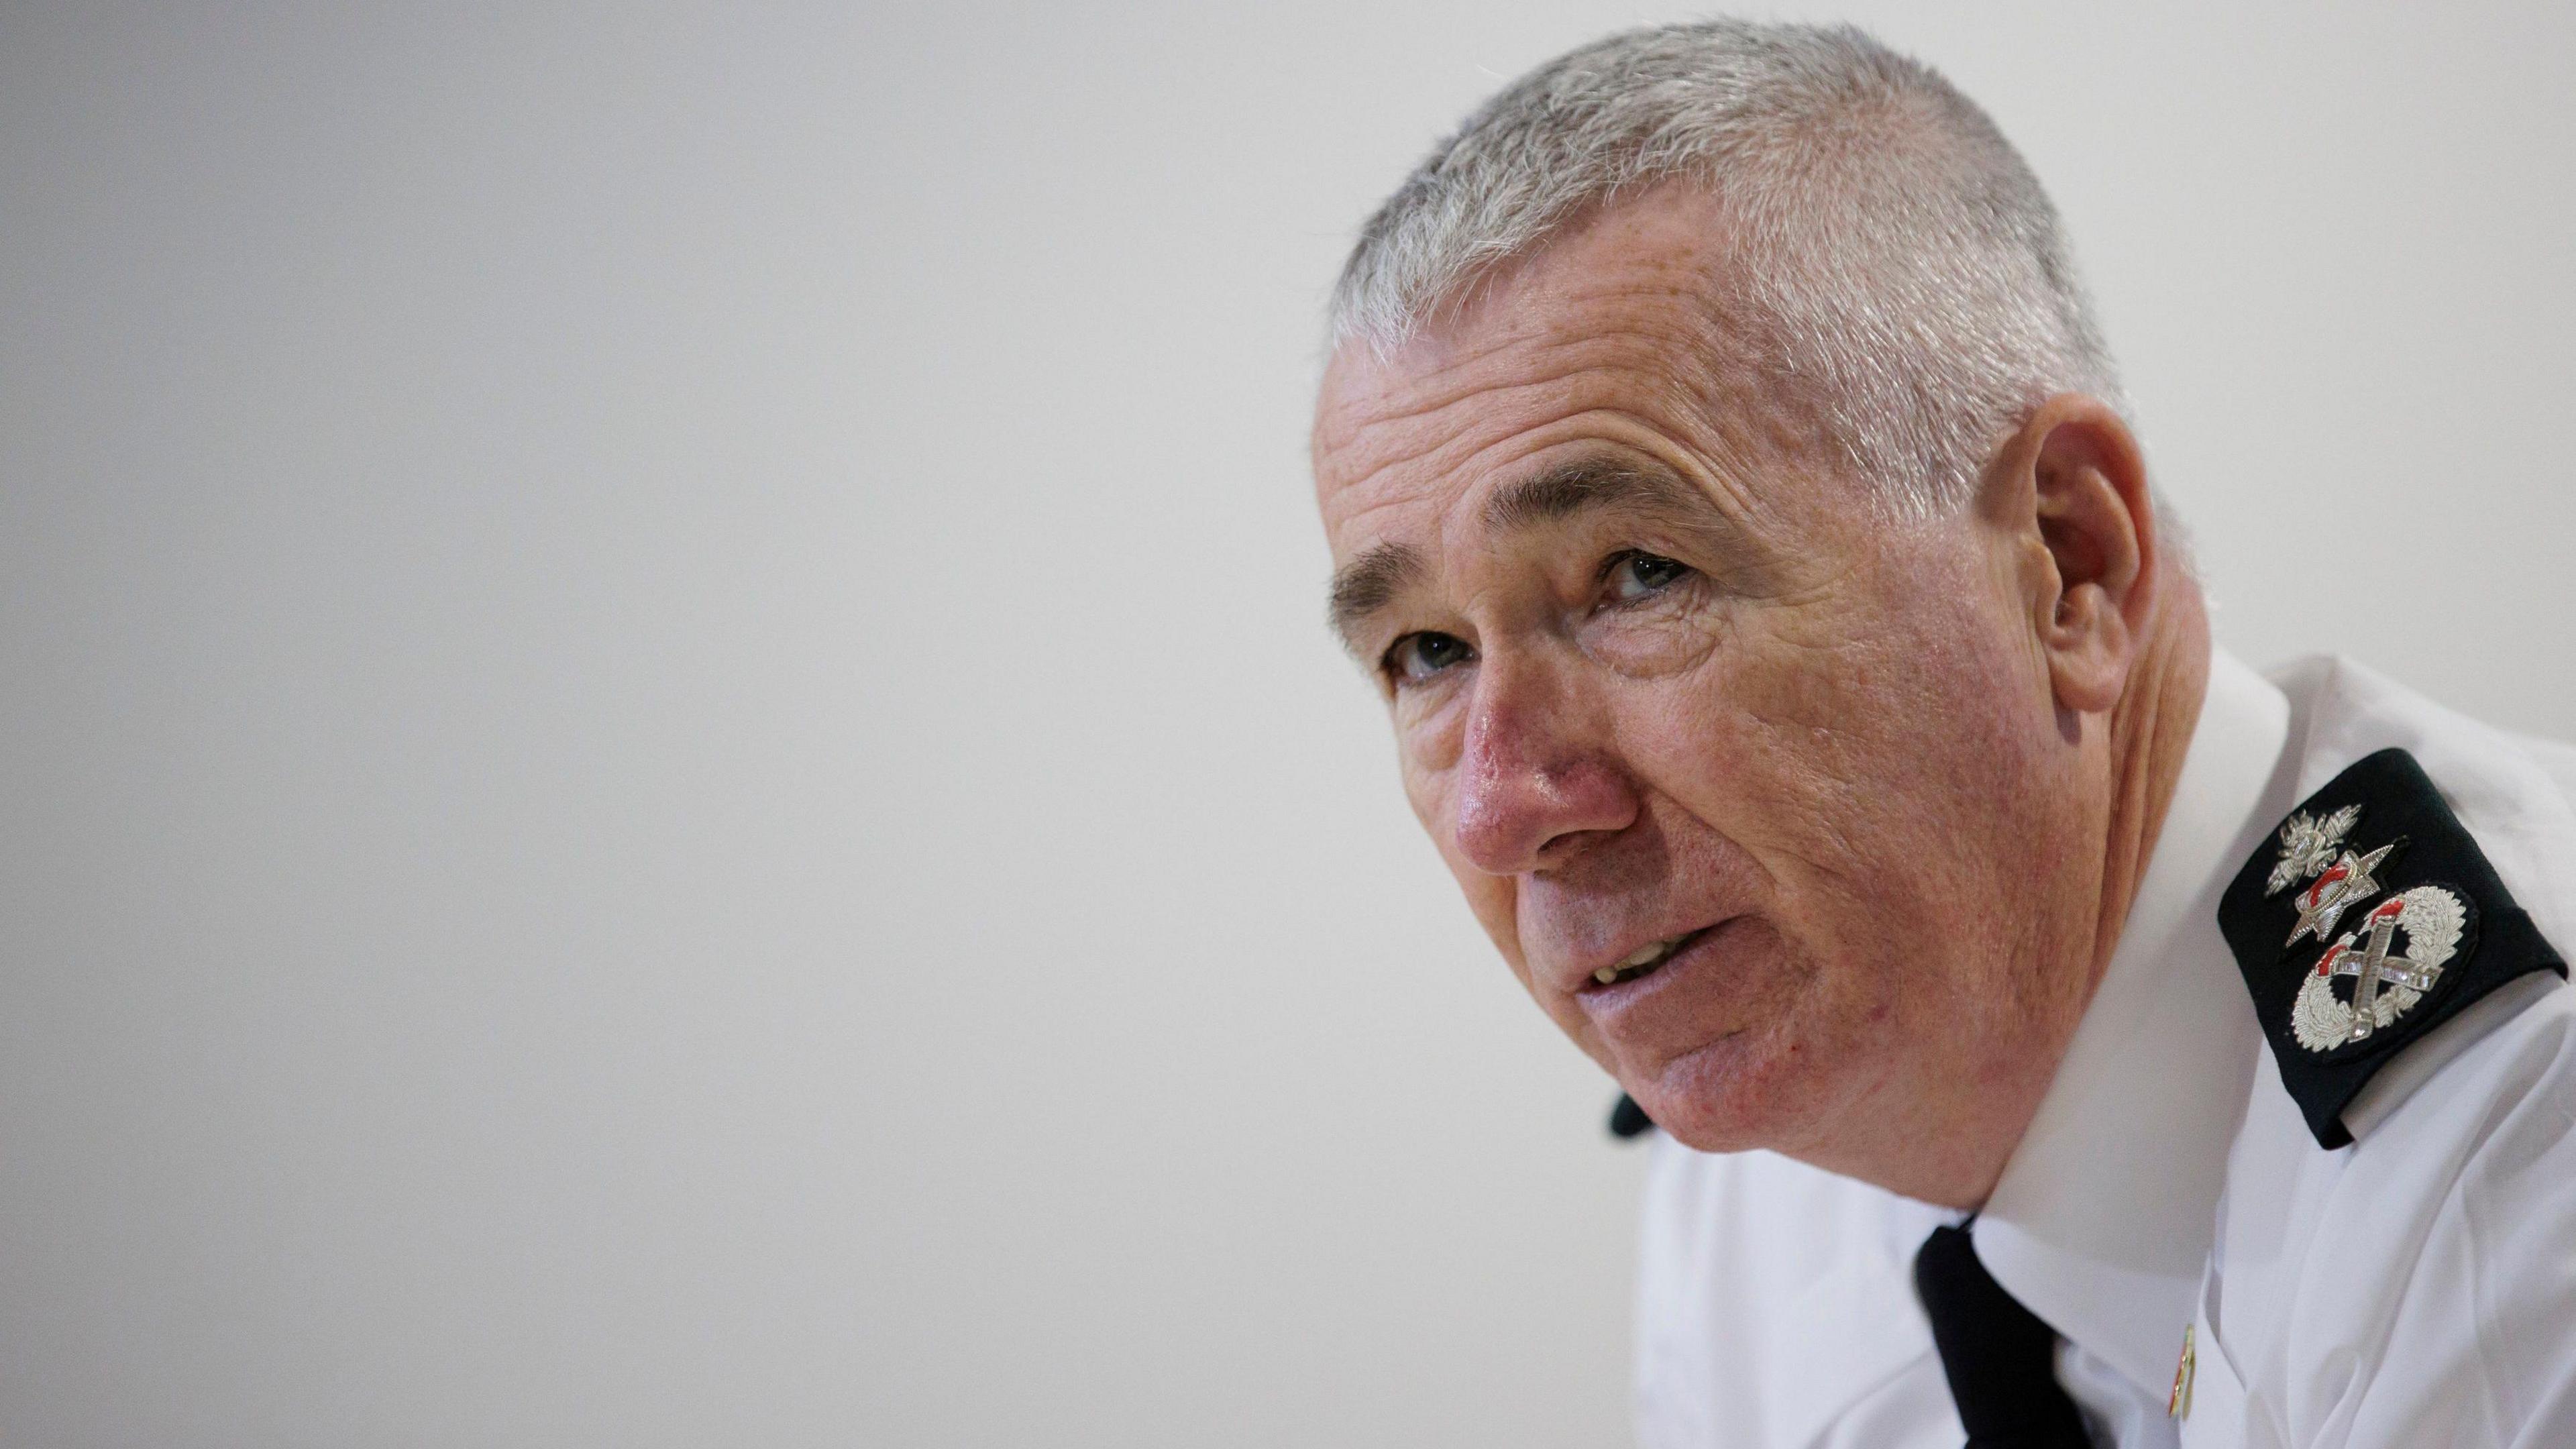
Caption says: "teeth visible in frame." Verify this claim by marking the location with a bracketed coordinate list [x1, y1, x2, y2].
[1592, 934, 1689, 987]
[1624, 939, 1672, 968]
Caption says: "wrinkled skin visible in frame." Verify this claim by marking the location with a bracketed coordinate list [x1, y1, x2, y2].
[1311, 185, 2204, 1206]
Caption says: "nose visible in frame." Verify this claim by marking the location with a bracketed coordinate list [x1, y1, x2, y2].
[1450, 657, 1639, 876]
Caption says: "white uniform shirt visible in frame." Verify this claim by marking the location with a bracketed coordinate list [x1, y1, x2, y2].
[1633, 651, 2576, 1449]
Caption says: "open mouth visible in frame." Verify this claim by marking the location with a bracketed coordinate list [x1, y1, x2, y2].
[1589, 925, 1715, 988]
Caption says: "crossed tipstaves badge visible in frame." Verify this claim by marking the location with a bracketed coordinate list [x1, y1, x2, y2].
[2265, 807, 2466, 1055]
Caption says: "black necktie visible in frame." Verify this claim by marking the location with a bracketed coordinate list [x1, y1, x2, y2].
[1912, 1224, 2094, 1448]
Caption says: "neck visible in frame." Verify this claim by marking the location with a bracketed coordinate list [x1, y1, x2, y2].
[2090, 575, 2212, 1004]
[1892, 568, 2212, 1210]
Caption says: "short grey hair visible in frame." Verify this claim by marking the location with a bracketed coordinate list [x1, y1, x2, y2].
[1330, 20, 2125, 520]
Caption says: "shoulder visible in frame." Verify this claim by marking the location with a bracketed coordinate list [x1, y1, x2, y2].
[2506, 729, 2576, 806]
[2206, 982, 2576, 1441]
[2269, 655, 2576, 933]
[2229, 656, 2575, 1148]
[2200, 659, 2576, 1441]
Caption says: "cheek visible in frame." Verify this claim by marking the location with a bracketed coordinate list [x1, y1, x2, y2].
[1391, 682, 1466, 774]
[1616, 635, 1880, 872]
[1624, 559, 2052, 925]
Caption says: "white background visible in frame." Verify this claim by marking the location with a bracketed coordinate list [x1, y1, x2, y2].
[3, 3, 2570, 1445]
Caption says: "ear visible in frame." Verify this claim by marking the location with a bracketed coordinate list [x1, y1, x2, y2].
[1977, 394, 2161, 716]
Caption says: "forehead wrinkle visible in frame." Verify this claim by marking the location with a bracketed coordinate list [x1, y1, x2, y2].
[1316, 280, 1794, 599]
[1323, 392, 1776, 612]
[1322, 279, 1719, 442]
[1319, 189, 1775, 488]
[1319, 344, 1636, 489]
[1318, 347, 1723, 539]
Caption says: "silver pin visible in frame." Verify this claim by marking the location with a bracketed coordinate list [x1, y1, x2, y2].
[2268, 804, 2362, 897]
[2285, 842, 2397, 949]
[2291, 885, 2465, 1053]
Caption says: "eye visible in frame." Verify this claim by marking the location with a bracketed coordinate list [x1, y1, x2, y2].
[1603, 551, 1694, 602]
[1381, 631, 1474, 686]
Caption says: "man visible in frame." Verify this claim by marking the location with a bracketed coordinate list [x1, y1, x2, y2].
[1310, 20, 2576, 1449]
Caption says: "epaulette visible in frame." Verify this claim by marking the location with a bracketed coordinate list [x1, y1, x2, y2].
[2218, 747, 2567, 1148]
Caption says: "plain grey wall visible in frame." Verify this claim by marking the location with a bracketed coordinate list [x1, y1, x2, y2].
[3, 3, 2569, 1445]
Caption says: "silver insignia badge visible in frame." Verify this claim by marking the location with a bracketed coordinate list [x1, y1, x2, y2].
[2284, 841, 2398, 949]
[2290, 885, 2465, 1053]
[2267, 804, 2362, 896]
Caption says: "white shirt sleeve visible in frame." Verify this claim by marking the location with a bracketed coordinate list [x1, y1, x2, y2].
[2223, 988, 2576, 1448]
[2351, 1009, 2576, 1446]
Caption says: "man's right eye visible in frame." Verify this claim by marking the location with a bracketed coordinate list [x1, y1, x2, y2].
[1383, 631, 1475, 686]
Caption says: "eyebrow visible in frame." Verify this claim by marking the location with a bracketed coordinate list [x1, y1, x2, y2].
[1324, 455, 1750, 657]
[1326, 542, 1422, 653]
[1481, 457, 1719, 535]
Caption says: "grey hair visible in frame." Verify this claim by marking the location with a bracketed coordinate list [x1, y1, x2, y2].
[1330, 20, 2127, 520]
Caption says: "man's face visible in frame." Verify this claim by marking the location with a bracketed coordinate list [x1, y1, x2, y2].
[1311, 190, 2100, 1163]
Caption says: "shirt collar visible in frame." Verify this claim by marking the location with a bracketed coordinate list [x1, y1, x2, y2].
[1971, 647, 2294, 1399]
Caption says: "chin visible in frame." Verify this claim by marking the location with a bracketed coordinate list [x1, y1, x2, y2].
[1621, 1029, 1832, 1155]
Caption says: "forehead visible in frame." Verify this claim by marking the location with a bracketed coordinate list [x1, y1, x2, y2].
[1311, 190, 1831, 558]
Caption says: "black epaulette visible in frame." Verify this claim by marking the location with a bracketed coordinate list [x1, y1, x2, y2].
[2218, 747, 2566, 1148]
[1607, 1092, 1655, 1140]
